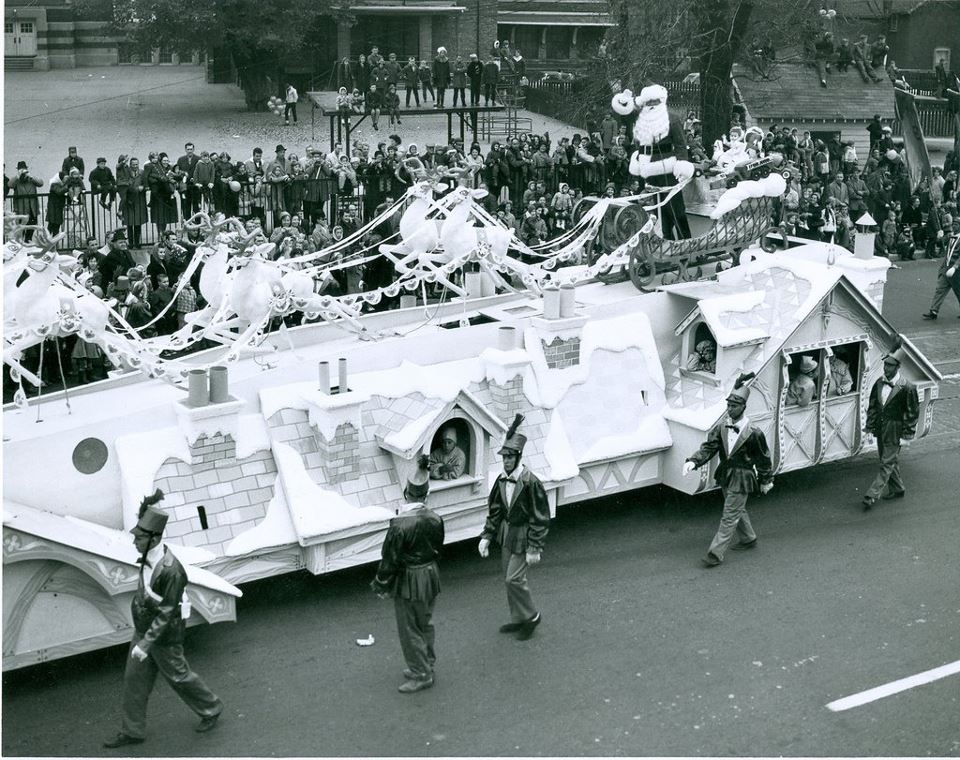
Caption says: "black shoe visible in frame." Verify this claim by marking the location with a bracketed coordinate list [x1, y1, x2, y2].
[731, 538, 758, 551]
[882, 489, 905, 500]
[921, 312, 938, 320]
[862, 496, 876, 511]
[516, 613, 541, 641]
[701, 553, 721, 567]
[398, 676, 434, 693]
[499, 621, 523, 633]
[103, 733, 144, 749]
[195, 714, 220, 733]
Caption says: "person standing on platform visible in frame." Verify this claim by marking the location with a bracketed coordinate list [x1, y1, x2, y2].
[103, 489, 222, 748]
[432, 47, 451, 108]
[482, 56, 499, 106]
[418, 59, 434, 103]
[861, 345, 919, 510]
[402, 56, 420, 108]
[478, 414, 551, 641]
[682, 373, 774, 567]
[371, 456, 445, 694]
[451, 55, 468, 107]
[467, 53, 483, 107]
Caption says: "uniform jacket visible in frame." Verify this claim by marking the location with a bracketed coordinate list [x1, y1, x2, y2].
[482, 466, 551, 554]
[371, 506, 444, 601]
[865, 376, 919, 445]
[938, 233, 960, 276]
[132, 548, 188, 651]
[687, 420, 774, 495]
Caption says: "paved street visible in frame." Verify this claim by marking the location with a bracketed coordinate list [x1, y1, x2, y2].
[3, 257, 959, 758]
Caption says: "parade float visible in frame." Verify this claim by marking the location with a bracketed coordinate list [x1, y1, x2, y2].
[2, 89, 943, 671]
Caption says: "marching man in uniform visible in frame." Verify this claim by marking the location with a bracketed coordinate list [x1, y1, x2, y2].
[682, 373, 774, 567]
[478, 414, 551, 641]
[861, 343, 919, 510]
[104, 489, 222, 749]
[372, 455, 445, 693]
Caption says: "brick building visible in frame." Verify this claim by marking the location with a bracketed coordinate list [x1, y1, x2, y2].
[5, 0, 611, 74]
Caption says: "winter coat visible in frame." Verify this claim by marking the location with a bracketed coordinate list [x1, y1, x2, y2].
[12, 173, 43, 216]
[432, 57, 451, 88]
[482, 62, 499, 85]
[452, 62, 468, 88]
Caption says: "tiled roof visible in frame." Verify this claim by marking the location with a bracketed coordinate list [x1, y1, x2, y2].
[733, 62, 895, 122]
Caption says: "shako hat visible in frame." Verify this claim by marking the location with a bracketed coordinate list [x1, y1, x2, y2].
[883, 336, 908, 367]
[726, 372, 756, 405]
[404, 454, 430, 502]
[131, 488, 167, 535]
[499, 413, 527, 455]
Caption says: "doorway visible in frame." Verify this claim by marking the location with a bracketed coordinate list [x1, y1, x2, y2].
[5, 18, 37, 57]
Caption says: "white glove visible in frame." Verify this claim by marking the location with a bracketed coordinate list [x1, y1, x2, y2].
[760, 482, 774, 495]
[682, 461, 697, 477]
[674, 160, 696, 182]
[478, 538, 490, 558]
[947, 267, 956, 278]
[525, 550, 541, 566]
[131, 644, 148, 662]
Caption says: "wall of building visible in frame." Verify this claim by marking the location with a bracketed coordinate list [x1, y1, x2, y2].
[891, 1, 960, 70]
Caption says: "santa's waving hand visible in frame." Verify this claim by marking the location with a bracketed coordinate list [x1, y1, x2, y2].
[611, 83, 694, 239]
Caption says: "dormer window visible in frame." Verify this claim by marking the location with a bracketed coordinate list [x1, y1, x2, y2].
[680, 321, 719, 384]
[427, 419, 472, 480]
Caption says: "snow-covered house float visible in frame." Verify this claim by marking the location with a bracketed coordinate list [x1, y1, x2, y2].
[2, 182, 942, 670]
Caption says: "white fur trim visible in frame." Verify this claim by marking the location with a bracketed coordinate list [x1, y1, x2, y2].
[637, 84, 668, 105]
[611, 90, 635, 116]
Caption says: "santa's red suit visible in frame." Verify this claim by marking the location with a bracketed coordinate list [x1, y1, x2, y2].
[612, 84, 694, 240]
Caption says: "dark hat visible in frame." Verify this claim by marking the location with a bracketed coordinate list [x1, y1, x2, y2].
[131, 488, 167, 535]
[404, 454, 430, 502]
[16, 161, 27, 170]
[727, 372, 756, 404]
[499, 414, 527, 455]
[884, 337, 908, 367]
[96, 157, 107, 163]
[111, 228, 127, 241]
[114, 275, 131, 291]
[275, 144, 286, 152]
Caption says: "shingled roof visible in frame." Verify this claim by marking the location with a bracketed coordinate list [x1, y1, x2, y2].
[732, 62, 895, 122]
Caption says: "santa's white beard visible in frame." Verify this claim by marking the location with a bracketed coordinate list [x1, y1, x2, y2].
[633, 105, 671, 146]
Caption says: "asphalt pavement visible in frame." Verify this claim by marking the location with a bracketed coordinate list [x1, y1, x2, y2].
[3, 259, 959, 758]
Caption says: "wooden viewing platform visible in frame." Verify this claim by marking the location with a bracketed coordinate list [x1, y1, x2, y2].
[307, 92, 505, 154]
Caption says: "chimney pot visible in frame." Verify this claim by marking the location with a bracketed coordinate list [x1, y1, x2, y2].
[337, 357, 348, 394]
[187, 369, 209, 407]
[542, 284, 561, 320]
[559, 283, 576, 318]
[318, 361, 331, 394]
[208, 365, 229, 403]
[497, 326, 517, 351]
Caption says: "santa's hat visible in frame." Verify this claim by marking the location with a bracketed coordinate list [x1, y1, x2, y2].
[131, 488, 167, 535]
[727, 372, 756, 404]
[499, 413, 527, 455]
[636, 84, 668, 106]
[797, 356, 818, 374]
[404, 455, 430, 502]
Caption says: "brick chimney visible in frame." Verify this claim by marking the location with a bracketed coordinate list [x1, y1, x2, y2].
[532, 284, 587, 369]
[176, 366, 244, 465]
[303, 358, 368, 484]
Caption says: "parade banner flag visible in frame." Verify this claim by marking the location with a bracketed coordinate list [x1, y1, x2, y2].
[894, 88, 931, 190]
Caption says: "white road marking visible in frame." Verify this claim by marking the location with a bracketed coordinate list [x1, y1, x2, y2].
[827, 659, 960, 712]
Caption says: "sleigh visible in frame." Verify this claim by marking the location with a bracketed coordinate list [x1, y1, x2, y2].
[575, 194, 780, 291]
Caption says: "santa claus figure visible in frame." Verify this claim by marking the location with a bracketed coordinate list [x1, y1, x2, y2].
[611, 83, 694, 239]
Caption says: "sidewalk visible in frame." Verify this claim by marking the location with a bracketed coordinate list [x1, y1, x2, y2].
[4, 67, 578, 185]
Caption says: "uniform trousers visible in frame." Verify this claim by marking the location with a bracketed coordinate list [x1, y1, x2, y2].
[707, 490, 756, 562]
[393, 596, 436, 678]
[865, 438, 905, 500]
[499, 521, 538, 623]
[929, 269, 960, 314]
[120, 641, 222, 739]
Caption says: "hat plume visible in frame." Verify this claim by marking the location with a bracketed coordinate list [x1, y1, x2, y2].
[733, 372, 756, 390]
[506, 413, 524, 440]
[138, 488, 165, 518]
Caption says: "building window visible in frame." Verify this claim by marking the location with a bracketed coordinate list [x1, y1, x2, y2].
[6, 21, 16, 34]
[427, 418, 472, 480]
[933, 48, 951, 70]
[825, 343, 861, 397]
[785, 350, 824, 407]
[158, 47, 173, 64]
[685, 322, 718, 375]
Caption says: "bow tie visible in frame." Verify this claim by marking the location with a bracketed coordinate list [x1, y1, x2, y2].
[882, 379, 896, 387]
[726, 424, 740, 433]
[503, 476, 518, 484]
